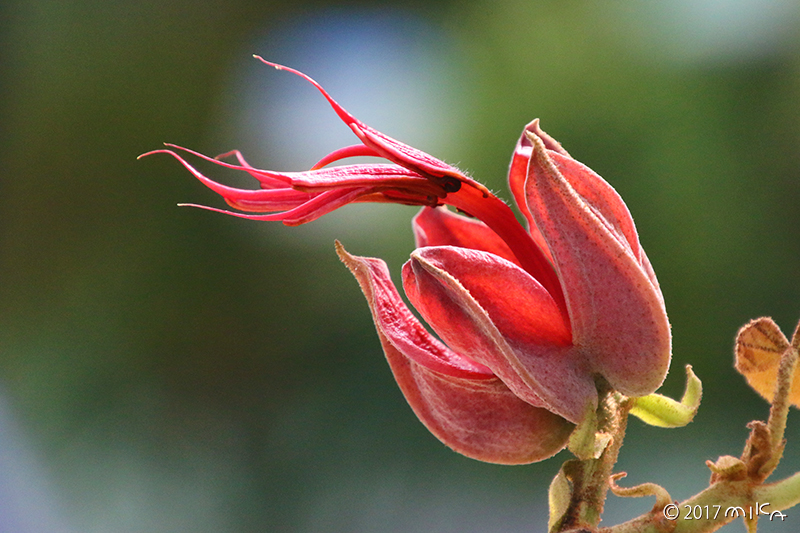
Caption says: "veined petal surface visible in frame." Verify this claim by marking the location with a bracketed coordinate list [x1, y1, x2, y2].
[336, 242, 573, 463]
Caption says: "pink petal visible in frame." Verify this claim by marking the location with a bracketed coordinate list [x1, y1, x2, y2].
[507, 122, 560, 262]
[144, 148, 453, 225]
[391, 363, 574, 464]
[337, 243, 492, 378]
[287, 165, 440, 195]
[253, 56, 489, 196]
[525, 133, 671, 397]
[336, 242, 572, 463]
[180, 188, 367, 224]
[403, 246, 596, 423]
[412, 207, 520, 267]
[311, 144, 383, 169]
[441, 182, 565, 310]
[143, 148, 311, 210]
[546, 151, 642, 263]
[349, 122, 467, 180]
[232, 187, 365, 224]
[161, 144, 291, 188]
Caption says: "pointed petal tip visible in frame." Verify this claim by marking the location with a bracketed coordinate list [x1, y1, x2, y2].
[253, 55, 283, 70]
[140, 142, 186, 159]
[523, 119, 570, 157]
[137, 150, 159, 160]
[335, 240, 363, 273]
[334, 239, 347, 259]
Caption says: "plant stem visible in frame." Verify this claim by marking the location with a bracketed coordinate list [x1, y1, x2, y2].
[766, 343, 799, 454]
[556, 390, 632, 531]
[601, 471, 800, 533]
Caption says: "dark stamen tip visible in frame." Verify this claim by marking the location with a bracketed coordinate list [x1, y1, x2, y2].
[441, 177, 462, 193]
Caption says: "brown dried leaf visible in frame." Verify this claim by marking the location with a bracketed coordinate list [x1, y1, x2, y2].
[735, 317, 800, 407]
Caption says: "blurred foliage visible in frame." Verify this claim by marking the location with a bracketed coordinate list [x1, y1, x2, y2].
[1, 1, 799, 531]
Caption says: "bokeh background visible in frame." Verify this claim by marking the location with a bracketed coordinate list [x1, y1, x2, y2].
[2, 1, 800, 531]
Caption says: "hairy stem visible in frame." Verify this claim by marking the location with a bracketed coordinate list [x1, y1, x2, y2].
[556, 390, 633, 531]
[766, 343, 799, 455]
[601, 471, 800, 533]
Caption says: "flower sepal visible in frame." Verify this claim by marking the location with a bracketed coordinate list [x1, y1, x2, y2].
[629, 365, 702, 428]
[567, 401, 612, 460]
[548, 463, 574, 533]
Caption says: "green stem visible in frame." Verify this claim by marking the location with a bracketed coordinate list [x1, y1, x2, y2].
[757, 471, 800, 512]
[601, 471, 800, 533]
[766, 343, 799, 454]
[556, 391, 632, 531]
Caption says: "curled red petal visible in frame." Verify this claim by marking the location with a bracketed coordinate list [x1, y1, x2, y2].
[507, 122, 554, 262]
[403, 246, 596, 423]
[336, 242, 573, 463]
[526, 132, 671, 397]
[161, 144, 435, 195]
[143, 148, 311, 210]
[311, 144, 383, 169]
[336, 243, 492, 378]
[231, 188, 366, 225]
[142, 148, 453, 225]
[178, 187, 366, 224]
[161, 144, 292, 188]
[253, 56, 490, 197]
[287, 164, 442, 196]
[349, 122, 469, 181]
[412, 207, 520, 267]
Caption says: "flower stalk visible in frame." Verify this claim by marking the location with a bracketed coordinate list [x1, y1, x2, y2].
[765, 322, 800, 458]
[551, 388, 633, 532]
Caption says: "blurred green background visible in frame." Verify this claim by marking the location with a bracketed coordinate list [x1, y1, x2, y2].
[2, 1, 799, 531]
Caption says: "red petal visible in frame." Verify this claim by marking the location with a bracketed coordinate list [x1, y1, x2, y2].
[412, 207, 520, 267]
[526, 133, 671, 397]
[311, 144, 382, 169]
[143, 148, 310, 210]
[350, 123, 467, 180]
[179, 188, 367, 224]
[161, 144, 291, 188]
[287, 164, 440, 195]
[145, 148, 451, 224]
[388, 363, 574, 464]
[336, 242, 573, 463]
[442, 183, 564, 310]
[403, 246, 596, 423]
[253, 56, 490, 196]
[507, 122, 557, 262]
[547, 151, 642, 262]
[234, 188, 365, 224]
[336, 243, 492, 379]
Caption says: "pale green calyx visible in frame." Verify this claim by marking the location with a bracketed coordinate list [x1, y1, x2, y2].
[548, 465, 572, 532]
[567, 400, 613, 460]
[629, 365, 702, 428]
